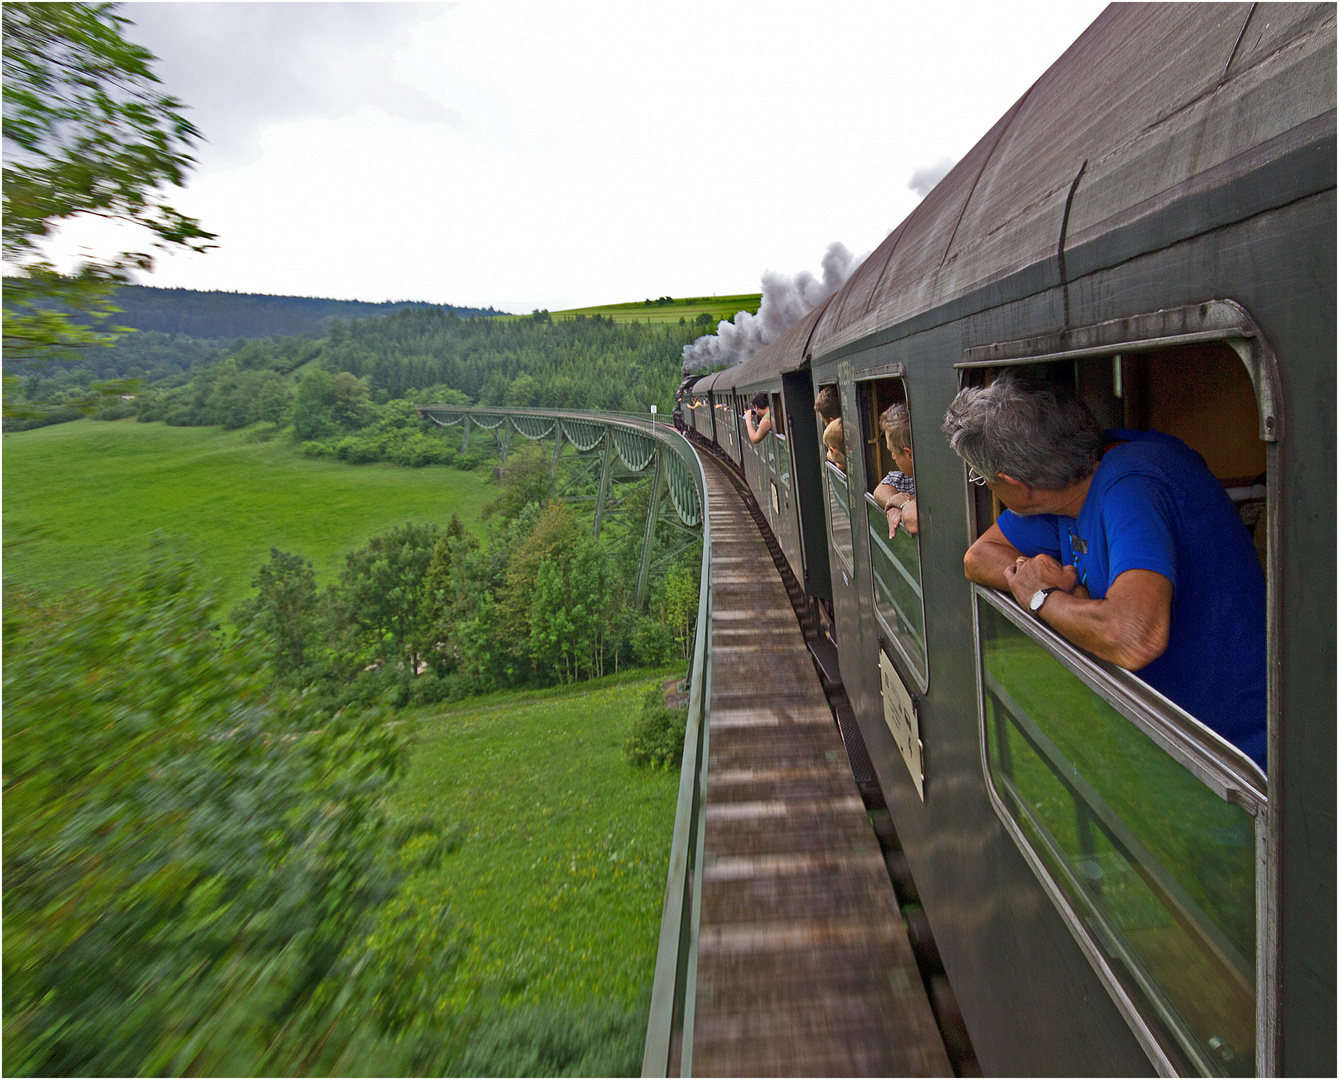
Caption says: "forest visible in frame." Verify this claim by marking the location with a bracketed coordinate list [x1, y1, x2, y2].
[5, 304, 706, 433]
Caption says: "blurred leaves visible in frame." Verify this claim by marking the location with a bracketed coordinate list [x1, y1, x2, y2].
[3, 2, 215, 367]
[2, 545, 460, 1075]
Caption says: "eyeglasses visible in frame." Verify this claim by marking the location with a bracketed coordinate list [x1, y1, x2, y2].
[967, 465, 994, 487]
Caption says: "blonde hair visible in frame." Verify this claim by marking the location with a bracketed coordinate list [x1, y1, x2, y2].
[879, 402, 911, 451]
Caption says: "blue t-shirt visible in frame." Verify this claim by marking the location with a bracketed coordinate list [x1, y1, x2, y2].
[997, 430, 1267, 771]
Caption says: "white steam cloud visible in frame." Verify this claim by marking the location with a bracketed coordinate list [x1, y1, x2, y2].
[908, 157, 957, 197]
[682, 242, 860, 373]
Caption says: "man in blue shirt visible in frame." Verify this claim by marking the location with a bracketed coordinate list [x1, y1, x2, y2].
[942, 376, 1267, 772]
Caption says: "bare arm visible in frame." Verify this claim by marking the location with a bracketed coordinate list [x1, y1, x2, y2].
[1005, 562, 1171, 671]
[874, 482, 918, 537]
[744, 412, 772, 444]
[963, 522, 1028, 589]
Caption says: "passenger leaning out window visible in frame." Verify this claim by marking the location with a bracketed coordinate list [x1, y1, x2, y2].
[744, 392, 772, 444]
[815, 386, 846, 470]
[942, 375, 1266, 772]
[873, 402, 918, 536]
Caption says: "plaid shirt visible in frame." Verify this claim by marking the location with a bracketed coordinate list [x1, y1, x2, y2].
[880, 470, 916, 496]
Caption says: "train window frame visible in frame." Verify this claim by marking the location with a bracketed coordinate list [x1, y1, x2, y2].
[957, 300, 1281, 1078]
[820, 379, 856, 580]
[853, 363, 928, 693]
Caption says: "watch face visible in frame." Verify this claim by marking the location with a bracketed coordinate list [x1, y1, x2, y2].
[1030, 589, 1047, 612]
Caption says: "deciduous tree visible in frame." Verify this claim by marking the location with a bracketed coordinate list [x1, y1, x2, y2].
[3, 2, 215, 362]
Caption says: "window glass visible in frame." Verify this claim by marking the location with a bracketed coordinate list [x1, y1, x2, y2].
[858, 375, 926, 685]
[825, 459, 854, 575]
[865, 492, 925, 670]
[979, 594, 1256, 1076]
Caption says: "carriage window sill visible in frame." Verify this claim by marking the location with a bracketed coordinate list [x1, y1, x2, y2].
[972, 585, 1265, 811]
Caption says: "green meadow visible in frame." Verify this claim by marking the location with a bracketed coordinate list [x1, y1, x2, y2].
[390, 672, 680, 1013]
[3, 418, 495, 608]
[542, 293, 761, 325]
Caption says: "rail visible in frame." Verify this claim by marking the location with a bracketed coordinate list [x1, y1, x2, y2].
[413, 405, 712, 1075]
[641, 448, 711, 1078]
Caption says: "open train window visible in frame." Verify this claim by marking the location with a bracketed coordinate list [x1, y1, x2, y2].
[960, 308, 1275, 1076]
[856, 369, 926, 690]
[818, 382, 855, 578]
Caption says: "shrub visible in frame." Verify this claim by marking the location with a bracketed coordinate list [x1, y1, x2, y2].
[2, 549, 459, 1075]
[452, 1000, 645, 1078]
[631, 615, 675, 667]
[623, 686, 688, 771]
[453, 447, 489, 471]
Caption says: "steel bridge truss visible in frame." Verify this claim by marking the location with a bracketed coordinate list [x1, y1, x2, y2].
[418, 406, 703, 609]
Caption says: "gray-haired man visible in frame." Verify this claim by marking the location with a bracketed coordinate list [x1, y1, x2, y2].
[941, 376, 1266, 771]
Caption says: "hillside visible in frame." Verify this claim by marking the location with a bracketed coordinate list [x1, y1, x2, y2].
[2, 419, 496, 608]
[105, 284, 506, 340]
[541, 293, 761, 326]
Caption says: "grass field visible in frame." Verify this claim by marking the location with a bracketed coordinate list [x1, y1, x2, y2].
[3, 418, 496, 608]
[537, 293, 761, 325]
[390, 671, 680, 1014]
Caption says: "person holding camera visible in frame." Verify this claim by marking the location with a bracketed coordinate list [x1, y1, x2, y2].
[744, 392, 773, 444]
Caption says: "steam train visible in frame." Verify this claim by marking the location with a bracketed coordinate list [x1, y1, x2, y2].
[674, 6, 1333, 1075]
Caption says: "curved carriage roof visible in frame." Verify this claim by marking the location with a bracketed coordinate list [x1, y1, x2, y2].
[706, 3, 1334, 385]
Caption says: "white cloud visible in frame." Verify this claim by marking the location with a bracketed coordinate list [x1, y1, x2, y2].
[122, 2, 456, 164]
[94, 2, 1108, 310]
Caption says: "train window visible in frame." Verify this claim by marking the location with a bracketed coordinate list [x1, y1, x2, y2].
[961, 330, 1272, 1076]
[978, 592, 1259, 1075]
[966, 344, 1269, 569]
[818, 383, 854, 577]
[770, 393, 785, 436]
[857, 372, 926, 687]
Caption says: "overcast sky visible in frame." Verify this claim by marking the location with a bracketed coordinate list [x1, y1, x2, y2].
[52, 2, 1108, 313]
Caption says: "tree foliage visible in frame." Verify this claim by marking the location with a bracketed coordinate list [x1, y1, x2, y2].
[332, 521, 442, 675]
[2, 548, 460, 1076]
[232, 548, 323, 679]
[2, 2, 214, 362]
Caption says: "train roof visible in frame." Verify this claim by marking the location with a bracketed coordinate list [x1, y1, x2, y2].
[707, 3, 1334, 387]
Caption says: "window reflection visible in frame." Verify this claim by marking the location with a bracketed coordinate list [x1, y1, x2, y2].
[859, 375, 927, 686]
[978, 595, 1256, 1077]
[866, 492, 925, 677]
[825, 459, 854, 574]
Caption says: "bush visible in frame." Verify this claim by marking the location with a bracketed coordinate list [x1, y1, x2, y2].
[2, 549, 459, 1075]
[452, 1000, 645, 1078]
[388, 433, 454, 467]
[631, 615, 676, 667]
[453, 447, 489, 471]
[624, 686, 687, 771]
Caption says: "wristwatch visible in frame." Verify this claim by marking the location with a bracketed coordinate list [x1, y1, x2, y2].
[1029, 587, 1061, 614]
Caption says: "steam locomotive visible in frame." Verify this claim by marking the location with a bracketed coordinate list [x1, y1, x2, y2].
[675, 6, 1334, 1075]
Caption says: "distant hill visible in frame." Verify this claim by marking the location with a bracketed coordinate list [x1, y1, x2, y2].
[531, 294, 762, 326]
[106, 285, 507, 340]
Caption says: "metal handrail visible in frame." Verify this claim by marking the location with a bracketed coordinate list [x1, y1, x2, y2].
[642, 436, 711, 1078]
[411, 405, 712, 1075]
